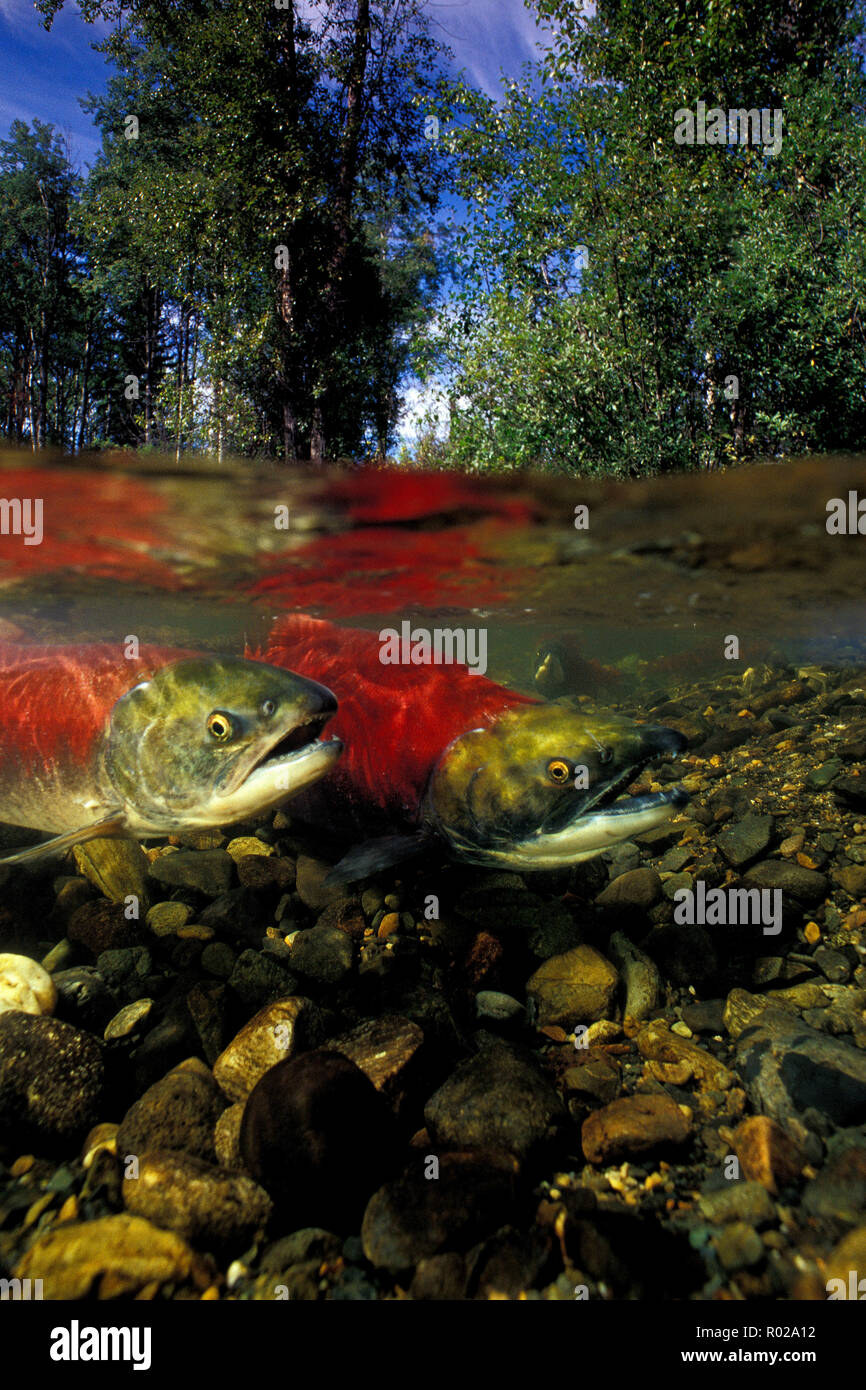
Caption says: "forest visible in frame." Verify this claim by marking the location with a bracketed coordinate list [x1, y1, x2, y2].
[1, 0, 864, 473]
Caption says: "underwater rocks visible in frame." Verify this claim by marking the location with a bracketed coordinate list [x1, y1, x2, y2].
[361, 1150, 520, 1277]
[328, 1014, 425, 1114]
[149, 848, 235, 896]
[116, 1057, 226, 1163]
[581, 1093, 692, 1165]
[425, 1039, 564, 1160]
[122, 1150, 272, 1250]
[67, 900, 139, 955]
[733, 1005, 866, 1131]
[595, 867, 663, 911]
[729, 1116, 807, 1194]
[526, 945, 619, 1029]
[2, 655, 866, 1300]
[0, 1013, 103, 1147]
[240, 1050, 401, 1231]
[716, 813, 775, 869]
[212, 997, 325, 1103]
[742, 860, 829, 903]
[0, 952, 56, 1016]
[289, 923, 354, 985]
[72, 838, 151, 910]
[607, 933, 662, 1023]
[13, 1213, 215, 1299]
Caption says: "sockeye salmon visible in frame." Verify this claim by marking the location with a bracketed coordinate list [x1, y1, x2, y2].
[0, 642, 341, 864]
[258, 614, 689, 879]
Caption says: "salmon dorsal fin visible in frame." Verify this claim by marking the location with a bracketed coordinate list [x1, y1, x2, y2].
[0, 813, 127, 866]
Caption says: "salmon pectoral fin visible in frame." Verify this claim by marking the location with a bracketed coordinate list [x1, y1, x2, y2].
[325, 832, 430, 887]
[0, 812, 128, 866]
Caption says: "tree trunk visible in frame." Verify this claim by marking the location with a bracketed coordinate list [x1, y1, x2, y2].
[27, 332, 37, 449]
[311, 0, 371, 462]
[144, 284, 159, 445]
[77, 327, 91, 453]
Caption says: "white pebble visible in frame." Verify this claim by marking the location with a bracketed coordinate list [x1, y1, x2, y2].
[0, 953, 57, 1017]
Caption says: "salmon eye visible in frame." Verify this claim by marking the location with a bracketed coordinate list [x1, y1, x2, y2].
[547, 759, 571, 784]
[599, 746, 613, 764]
[207, 711, 233, 741]
[261, 699, 277, 717]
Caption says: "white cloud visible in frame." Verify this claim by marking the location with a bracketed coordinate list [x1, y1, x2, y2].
[424, 0, 551, 96]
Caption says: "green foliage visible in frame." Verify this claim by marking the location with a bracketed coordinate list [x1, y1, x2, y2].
[9, 0, 449, 459]
[421, 0, 866, 473]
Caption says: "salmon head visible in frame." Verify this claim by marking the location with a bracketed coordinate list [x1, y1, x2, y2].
[424, 704, 687, 870]
[102, 657, 342, 834]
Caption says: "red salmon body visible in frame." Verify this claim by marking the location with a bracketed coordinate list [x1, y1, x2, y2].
[260, 614, 536, 831]
[0, 641, 342, 854]
[0, 642, 194, 788]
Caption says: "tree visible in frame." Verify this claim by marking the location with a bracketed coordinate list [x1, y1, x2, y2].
[0, 121, 83, 448]
[35, 0, 449, 460]
[424, 0, 866, 473]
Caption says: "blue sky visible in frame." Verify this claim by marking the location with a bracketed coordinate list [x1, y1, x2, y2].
[0, 0, 552, 171]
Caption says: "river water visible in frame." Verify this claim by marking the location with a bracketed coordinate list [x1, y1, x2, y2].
[0, 449, 863, 699]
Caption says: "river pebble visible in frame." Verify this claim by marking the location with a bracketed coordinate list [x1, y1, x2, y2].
[13, 1212, 214, 1298]
[116, 1057, 226, 1162]
[0, 1013, 103, 1145]
[582, 1093, 692, 1164]
[0, 952, 56, 1016]
[122, 1149, 272, 1248]
[241, 1049, 400, 1230]
[212, 996, 325, 1103]
[361, 1150, 518, 1276]
[149, 849, 235, 896]
[526, 944, 618, 1028]
[424, 1039, 564, 1160]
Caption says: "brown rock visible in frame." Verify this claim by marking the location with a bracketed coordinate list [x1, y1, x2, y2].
[361, 1150, 519, 1275]
[526, 945, 618, 1029]
[636, 1018, 734, 1092]
[295, 855, 344, 910]
[731, 1116, 807, 1194]
[73, 838, 151, 910]
[67, 900, 139, 955]
[823, 1227, 866, 1299]
[214, 1102, 245, 1168]
[464, 930, 505, 988]
[0, 1013, 103, 1145]
[596, 868, 663, 911]
[212, 996, 324, 1103]
[235, 855, 296, 891]
[13, 1213, 214, 1299]
[838, 866, 866, 900]
[241, 1049, 401, 1231]
[316, 897, 366, 939]
[116, 1057, 226, 1163]
[582, 1093, 692, 1165]
[723, 988, 771, 1039]
[122, 1150, 272, 1247]
[562, 1051, 622, 1104]
[329, 1015, 425, 1114]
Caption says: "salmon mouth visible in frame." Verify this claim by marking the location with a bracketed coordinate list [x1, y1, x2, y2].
[252, 712, 339, 768]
